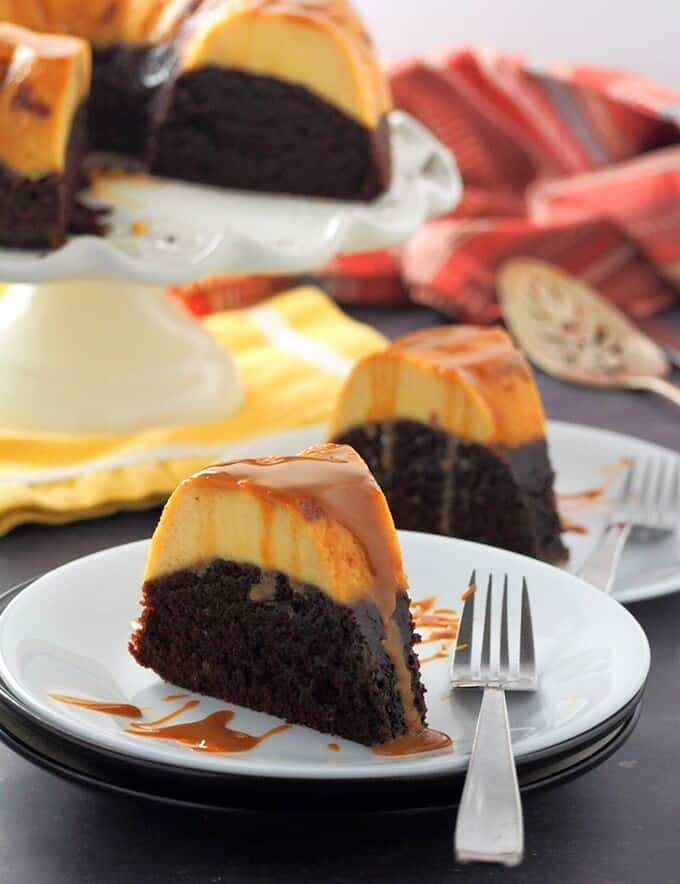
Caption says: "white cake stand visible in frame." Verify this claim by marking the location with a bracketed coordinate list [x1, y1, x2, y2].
[0, 112, 461, 434]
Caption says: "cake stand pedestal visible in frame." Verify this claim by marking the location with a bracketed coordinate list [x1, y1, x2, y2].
[0, 112, 460, 434]
[0, 281, 243, 434]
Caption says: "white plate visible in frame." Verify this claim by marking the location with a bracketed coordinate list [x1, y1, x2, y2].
[0, 112, 460, 285]
[547, 421, 680, 603]
[0, 533, 649, 781]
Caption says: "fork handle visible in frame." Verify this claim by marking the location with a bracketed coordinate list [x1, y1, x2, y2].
[455, 687, 523, 866]
[577, 521, 632, 594]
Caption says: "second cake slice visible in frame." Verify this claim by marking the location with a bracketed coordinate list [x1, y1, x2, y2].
[330, 326, 568, 565]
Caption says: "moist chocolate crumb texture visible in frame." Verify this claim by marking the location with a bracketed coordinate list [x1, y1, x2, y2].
[0, 0, 392, 222]
[130, 443, 428, 747]
[330, 326, 569, 565]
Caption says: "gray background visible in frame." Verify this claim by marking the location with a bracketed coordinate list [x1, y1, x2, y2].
[358, 0, 679, 86]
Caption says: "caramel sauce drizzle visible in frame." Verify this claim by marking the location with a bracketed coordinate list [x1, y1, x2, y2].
[373, 728, 452, 757]
[50, 694, 143, 719]
[557, 484, 606, 537]
[125, 710, 290, 754]
[560, 519, 588, 535]
[417, 646, 452, 666]
[199, 445, 406, 604]
[461, 584, 476, 602]
[411, 596, 460, 660]
[133, 699, 199, 728]
[558, 487, 604, 503]
[51, 691, 448, 759]
[52, 693, 290, 755]
[164, 693, 190, 702]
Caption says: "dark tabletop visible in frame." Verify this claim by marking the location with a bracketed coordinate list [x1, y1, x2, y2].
[0, 305, 678, 884]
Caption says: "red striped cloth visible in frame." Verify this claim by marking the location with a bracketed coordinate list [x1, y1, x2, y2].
[173, 48, 680, 322]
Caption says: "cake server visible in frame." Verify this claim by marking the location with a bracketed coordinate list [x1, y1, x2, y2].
[498, 259, 680, 409]
[451, 572, 537, 867]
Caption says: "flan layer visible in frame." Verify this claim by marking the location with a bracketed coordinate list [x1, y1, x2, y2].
[0, 0, 195, 47]
[176, 0, 391, 129]
[0, 1, 391, 128]
[144, 443, 407, 607]
[0, 23, 90, 179]
[329, 326, 546, 449]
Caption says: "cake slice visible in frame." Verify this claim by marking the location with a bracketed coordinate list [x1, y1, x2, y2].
[330, 327, 568, 565]
[129, 443, 427, 746]
[0, 23, 91, 248]
[147, 0, 392, 200]
[0, 0, 198, 157]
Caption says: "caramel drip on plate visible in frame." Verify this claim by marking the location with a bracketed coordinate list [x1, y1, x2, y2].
[164, 693, 190, 702]
[557, 487, 604, 504]
[373, 728, 452, 757]
[328, 742, 340, 752]
[410, 596, 460, 665]
[418, 647, 452, 666]
[560, 520, 588, 535]
[50, 694, 142, 719]
[125, 710, 290, 754]
[135, 699, 199, 727]
[51, 693, 290, 755]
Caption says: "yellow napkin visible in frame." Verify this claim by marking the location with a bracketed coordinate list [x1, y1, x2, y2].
[0, 287, 386, 537]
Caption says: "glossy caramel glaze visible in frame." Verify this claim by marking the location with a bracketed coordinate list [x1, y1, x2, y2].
[0, 22, 91, 178]
[51, 692, 291, 753]
[0, 1, 389, 126]
[144, 442, 407, 606]
[372, 727, 452, 756]
[50, 693, 143, 718]
[198, 443, 406, 605]
[410, 596, 459, 666]
[0, 0, 197, 47]
[126, 708, 290, 753]
[330, 325, 547, 448]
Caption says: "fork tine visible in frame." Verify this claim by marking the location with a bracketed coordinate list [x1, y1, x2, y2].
[637, 456, 654, 519]
[451, 570, 476, 679]
[672, 458, 680, 523]
[654, 458, 668, 528]
[480, 575, 493, 677]
[620, 457, 635, 501]
[519, 578, 536, 681]
[500, 575, 510, 675]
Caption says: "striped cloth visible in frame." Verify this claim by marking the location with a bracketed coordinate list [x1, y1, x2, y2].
[175, 48, 680, 322]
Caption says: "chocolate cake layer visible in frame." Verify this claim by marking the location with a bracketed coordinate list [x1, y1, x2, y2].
[148, 66, 391, 200]
[90, 45, 172, 157]
[0, 102, 89, 249]
[129, 559, 426, 746]
[335, 420, 568, 565]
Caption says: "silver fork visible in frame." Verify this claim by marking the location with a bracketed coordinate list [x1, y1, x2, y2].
[451, 572, 538, 867]
[578, 455, 680, 594]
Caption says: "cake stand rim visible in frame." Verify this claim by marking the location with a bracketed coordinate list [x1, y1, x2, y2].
[0, 111, 461, 285]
